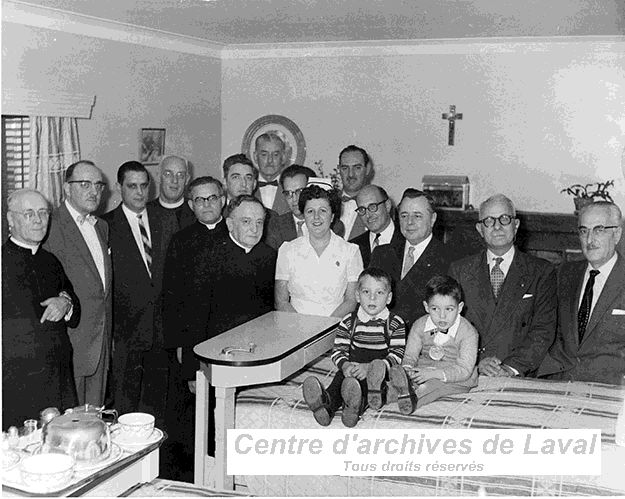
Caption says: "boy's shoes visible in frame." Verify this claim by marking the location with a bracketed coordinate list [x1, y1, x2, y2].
[389, 365, 416, 415]
[366, 359, 387, 410]
[341, 377, 362, 428]
[303, 376, 333, 426]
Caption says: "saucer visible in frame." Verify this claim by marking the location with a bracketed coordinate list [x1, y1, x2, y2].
[74, 443, 122, 473]
[2, 450, 21, 471]
[112, 428, 163, 452]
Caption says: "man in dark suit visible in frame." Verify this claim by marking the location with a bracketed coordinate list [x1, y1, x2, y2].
[254, 133, 290, 215]
[337, 145, 372, 240]
[540, 201, 624, 384]
[449, 194, 557, 377]
[370, 188, 452, 328]
[350, 184, 401, 267]
[103, 161, 166, 414]
[44, 160, 113, 406]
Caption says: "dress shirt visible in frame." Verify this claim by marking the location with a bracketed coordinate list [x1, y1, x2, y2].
[158, 198, 184, 209]
[340, 194, 358, 240]
[121, 203, 152, 272]
[258, 175, 278, 209]
[403, 233, 433, 268]
[200, 217, 223, 230]
[10, 236, 38, 254]
[424, 314, 461, 341]
[486, 246, 515, 278]
[578, 252, 618, 315]
[229, 233, 252, 254]
[65, 200, 106, 290]
[368, 221, 395, 251]
[357, 305, 390, 323]
[294, 215, 309, 238]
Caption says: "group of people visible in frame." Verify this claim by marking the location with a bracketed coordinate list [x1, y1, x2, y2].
[2, 132, 623, 462]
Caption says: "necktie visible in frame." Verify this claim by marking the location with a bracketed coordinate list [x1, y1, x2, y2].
[77, 214, 97, 226]
[258, 180, 278, 187]
[137, 214, 152, 277]
[577, 269, 600, 343]
[372, 233, 381, 251]
[401, 246, 415, 279]
[490, 257, 505, 299]
[296, 220, 304, 237]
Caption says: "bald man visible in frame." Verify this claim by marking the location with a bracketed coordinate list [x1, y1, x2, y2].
[3, 189, 80, 428]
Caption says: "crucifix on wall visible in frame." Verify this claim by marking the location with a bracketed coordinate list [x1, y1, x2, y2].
[442, 105, 463, 146]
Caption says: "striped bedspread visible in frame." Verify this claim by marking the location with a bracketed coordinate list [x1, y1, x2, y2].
[235, 353, 625, 496]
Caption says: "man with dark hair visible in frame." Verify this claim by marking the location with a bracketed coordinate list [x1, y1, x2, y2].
[370, 188, 453, 328]
[338, 145, 372, 240]
[103, 161, 166, 414]
[449, 194, 557, 378]
[540, 201, 624, 384]
[265, 164, 316, 249]
[254, 133, 290, 215]
[44, 160, 112, 406]
[222, 154, 258, 201]
[351, 184, 401, 267]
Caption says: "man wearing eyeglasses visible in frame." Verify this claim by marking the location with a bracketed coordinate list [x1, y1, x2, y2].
[540, 201, 624, 384]
[3, 189, 80, 428]
[44, 160, 112, 406]
[337, 145, 372, 240]
[350, 184, 402, 267]
[253, 133, 290, 215]
[449, 194, 557, 378]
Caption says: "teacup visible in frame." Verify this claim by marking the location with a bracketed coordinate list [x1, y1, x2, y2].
[116, 413, 155, 442]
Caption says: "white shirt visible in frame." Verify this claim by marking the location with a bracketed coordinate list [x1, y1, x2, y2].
[121, 203, 152, 273]
[578, 252, 618, 315]
[275, 231, 363, 316]
[340, 194, 358, 240]
[65, 200, 106, 290]
[424, 314, 461, 343]
[487, 246, 515, 278]
[357, 306, 390, 323]
[258, 176, 278, 210]
[158, 198, 184, 209]
[293, 215, 308, 238]
[369, 221, 395, 251]
[403, 233, 433, 268]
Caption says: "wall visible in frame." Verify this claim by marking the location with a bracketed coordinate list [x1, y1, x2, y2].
[221, 40, 625, 213]
[2, 22, 222, 212]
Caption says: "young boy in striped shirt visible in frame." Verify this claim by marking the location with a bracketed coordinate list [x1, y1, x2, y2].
[303, 268, 407, 427]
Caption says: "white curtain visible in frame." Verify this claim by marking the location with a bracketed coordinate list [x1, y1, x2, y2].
[29, 116, 80, 207]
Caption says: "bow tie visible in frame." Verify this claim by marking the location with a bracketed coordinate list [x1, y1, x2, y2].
[77, 214, 97, 226]
[429, 328, 449, 336]
[342, 195, 355, 203]
[258, 180, 279, 188]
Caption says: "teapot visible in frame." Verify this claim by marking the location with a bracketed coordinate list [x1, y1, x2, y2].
[65, 404, 118, 423]
[39, 412, 112, 463]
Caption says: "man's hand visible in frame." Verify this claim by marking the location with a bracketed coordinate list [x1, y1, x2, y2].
[40, 296, 71, 323]
[176, 347, 183, 364]
[188, 381, 196, 394]
[478, 356, 508, 377]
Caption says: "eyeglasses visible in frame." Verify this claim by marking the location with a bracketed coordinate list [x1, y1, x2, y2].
[68, 180, 106, 192]
[577, 225, 619, 237]
[282, 188, 303, 199]
[478, 214, 515, 228]
[193, 195, 223, 205]
[10, 209, 51, 221]
[162, 171, 187, 180]
[355, 199, 387, 216]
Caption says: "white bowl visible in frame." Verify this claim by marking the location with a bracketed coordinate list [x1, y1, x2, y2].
[117, 412, 155, 442]
[20, 453, 74, 491]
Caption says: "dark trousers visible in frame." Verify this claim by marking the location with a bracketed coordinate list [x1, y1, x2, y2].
[327, 346, 388, 415]
[110, 345, 146, 415]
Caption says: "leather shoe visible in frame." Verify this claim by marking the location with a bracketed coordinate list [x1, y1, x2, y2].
[341, 377, 362, 427]
[366, 359, 387, 410]
[303, 376, 333, 426]
[390, 365, 416, 414]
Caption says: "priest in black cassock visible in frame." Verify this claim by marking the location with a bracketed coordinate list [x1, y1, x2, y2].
[2, 189, 80, 429]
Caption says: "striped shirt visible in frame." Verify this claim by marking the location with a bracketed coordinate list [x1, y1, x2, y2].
[331, 307, 406, 370]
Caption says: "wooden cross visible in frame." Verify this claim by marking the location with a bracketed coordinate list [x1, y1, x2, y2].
[442, 105, 463, 146]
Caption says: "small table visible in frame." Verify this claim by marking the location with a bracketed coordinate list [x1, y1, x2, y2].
[193, 311, 338, 490]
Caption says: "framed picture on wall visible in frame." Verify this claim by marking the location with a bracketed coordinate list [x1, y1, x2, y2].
[241, 115, 306, 166]
[140, 128, 165, 165]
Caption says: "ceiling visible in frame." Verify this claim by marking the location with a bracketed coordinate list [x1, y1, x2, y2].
[14, 0, 625, 45]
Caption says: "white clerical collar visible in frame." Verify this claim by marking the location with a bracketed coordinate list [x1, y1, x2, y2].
[425, 313, 461, 338]
[158, 198, 184, 209]
[229, 233, 253, 254]
[586, 251, 618, 275]
[201, 217, 222, 230]
[122, 203, 147, 219]
[10, 237, 39, 254]
[357, 306, 390, 322]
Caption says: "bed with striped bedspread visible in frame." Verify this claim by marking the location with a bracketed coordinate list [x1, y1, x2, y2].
[235, 353, 625, 496]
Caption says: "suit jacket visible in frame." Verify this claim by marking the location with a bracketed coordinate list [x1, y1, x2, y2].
[265, 212, 348, 250]
[102, 204, 166, 351]
[370, 235, 453, 328]
[255, 187, 290, 215]
[541, 253, 625, 385]
[350, 222, 403, 268]
[162, 219, 228, 349]
[449, 249, 557, 376]
[43, 204, 113, 377]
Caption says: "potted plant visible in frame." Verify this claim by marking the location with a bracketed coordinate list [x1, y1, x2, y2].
[560, 180, 615, 213]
